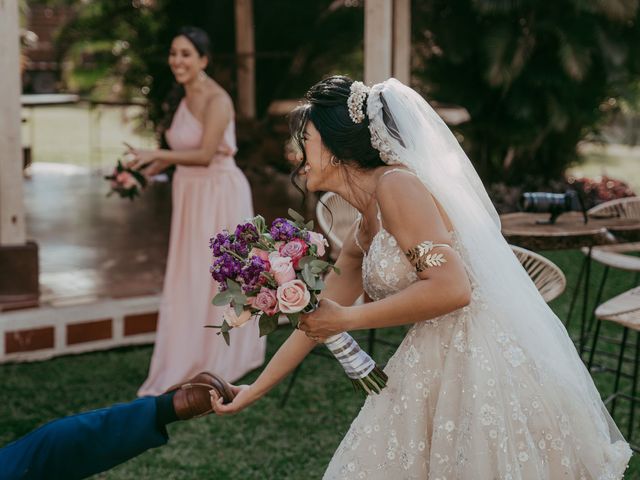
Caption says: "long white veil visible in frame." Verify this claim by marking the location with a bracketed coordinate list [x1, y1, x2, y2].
[366, 78, 629, 469]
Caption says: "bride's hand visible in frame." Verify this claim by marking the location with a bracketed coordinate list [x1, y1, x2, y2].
[210, 384, 258, 416]
[298, 298, 348, 342]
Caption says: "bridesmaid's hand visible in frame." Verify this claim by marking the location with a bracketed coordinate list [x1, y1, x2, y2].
[210, 384, 257, 416]
[298, 298, 348, 342]
[141, 159, 169, 178]
[125, 144, 156, 171]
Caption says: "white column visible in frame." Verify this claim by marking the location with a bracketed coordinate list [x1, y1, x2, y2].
[0, 0, 26, 246]
[392, 0, 411, 84]
[364, 0, 393, 85]
[234, 0, 256, 119]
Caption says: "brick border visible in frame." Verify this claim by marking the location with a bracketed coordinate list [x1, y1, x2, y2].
[0, 295, 160, 363]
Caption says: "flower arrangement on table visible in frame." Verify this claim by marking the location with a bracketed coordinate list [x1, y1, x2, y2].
[207, 209, 388, 395]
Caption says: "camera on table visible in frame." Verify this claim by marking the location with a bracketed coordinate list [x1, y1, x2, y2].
[519, 190, 587, 225]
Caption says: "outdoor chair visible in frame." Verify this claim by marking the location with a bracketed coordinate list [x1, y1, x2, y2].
[570, 197, 640, 355]
[587, 286, 640, 445]
[316, 191, 360, 261]
[510, 245, 567, 303]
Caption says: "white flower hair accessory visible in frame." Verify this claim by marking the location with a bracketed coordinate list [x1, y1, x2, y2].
[347, 81, 370, 124]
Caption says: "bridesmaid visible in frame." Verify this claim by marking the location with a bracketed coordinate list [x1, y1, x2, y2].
[130, 26, 266, 396]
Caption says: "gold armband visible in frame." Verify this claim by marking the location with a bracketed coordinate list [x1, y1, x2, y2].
[405, 241, 450, 272]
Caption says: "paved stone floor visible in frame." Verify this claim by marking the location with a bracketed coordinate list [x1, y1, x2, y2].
[21, 162, 307, 308]
[24, 163, 171, 307]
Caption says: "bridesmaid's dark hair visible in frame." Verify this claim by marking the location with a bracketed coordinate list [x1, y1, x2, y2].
[159, 26, 212, 139]
[289, 75, 386, 199]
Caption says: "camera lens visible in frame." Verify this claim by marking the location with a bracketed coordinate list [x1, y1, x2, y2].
[520, 192, 568, 213]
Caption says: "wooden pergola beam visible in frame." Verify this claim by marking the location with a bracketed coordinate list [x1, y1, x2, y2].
[364, 0, 411, 85]
[234, 0, 256, 119]
[0, 0, 39, 308]
[0, 0, 26, 246]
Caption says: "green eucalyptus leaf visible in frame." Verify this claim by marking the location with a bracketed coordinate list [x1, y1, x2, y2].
[227, 279, 242, 293]
[286, 312, 300, 328]
[288, 208, 306, 224]
[298, 256, 314, 269]
[212, 290, 233, 306]
[302, 265, 315, 287]
[222, 331, 231, 346]
[258, 314, 279, 337]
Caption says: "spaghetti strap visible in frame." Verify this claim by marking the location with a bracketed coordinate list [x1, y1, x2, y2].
[380, 168, 418, 180]
[353, 214, 367, 256]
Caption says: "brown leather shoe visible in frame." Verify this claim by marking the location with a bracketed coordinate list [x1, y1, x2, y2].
[166, 371, 234, 420]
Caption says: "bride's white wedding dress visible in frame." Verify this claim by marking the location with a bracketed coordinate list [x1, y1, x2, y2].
[323, 173, 630, 480]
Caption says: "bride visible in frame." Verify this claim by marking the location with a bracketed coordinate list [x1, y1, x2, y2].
[211, 75, 631, 479]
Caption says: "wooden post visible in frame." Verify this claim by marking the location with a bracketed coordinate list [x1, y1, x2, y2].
[234, 0, 256, 119]
[392, 0, 411, 84]
[0, 0, 39, 308]
[0, 0, 26, 246]
[364, 0, 393, 85]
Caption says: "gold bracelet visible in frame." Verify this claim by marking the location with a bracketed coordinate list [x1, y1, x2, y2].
[405, 241, 450, 272]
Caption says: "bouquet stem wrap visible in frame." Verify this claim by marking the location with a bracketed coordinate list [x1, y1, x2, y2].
[324, 333, 388, 394]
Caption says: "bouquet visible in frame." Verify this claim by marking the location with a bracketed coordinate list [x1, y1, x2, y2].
[104, 160, 147, 200]
[206, 209, 388, 395]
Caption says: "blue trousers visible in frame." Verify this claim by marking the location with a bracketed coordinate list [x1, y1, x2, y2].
[0, 397, 168, 480]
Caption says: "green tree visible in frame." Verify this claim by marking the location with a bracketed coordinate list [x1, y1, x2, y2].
[413, 0, 640, 184]
[56, 0, 364, 131]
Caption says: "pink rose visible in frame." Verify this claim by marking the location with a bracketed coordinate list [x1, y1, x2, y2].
[277, 279, 310, 314]
[223, 307, 253, 328]
[249, 287, 279, 316]
[279, 238, 309, 269]
[269, 253, 296, 285]
[116, 172, 138, 189]
[308, 232, 329, 257]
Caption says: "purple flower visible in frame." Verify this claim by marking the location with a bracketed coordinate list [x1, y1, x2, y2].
[270, 218, 298, 241]
[210, 253, 242, 284]
[240, 256, 267, 293]
[231, 240, 250, 257]
[210, 232, 232, 257]
[234, 222, 260, 244]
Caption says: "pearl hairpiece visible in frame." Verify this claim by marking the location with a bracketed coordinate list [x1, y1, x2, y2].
[347, 81, 370, 124]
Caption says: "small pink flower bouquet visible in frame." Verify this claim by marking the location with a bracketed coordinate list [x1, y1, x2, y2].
[207, 209, 388, 395]
[104, 160, 147, 200]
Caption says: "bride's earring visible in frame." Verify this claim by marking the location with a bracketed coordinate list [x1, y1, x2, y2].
[199, 70, 207, 82]
[330, 155, 341, 167]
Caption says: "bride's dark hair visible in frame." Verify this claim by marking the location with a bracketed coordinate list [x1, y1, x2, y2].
[289, 75, 386, 194]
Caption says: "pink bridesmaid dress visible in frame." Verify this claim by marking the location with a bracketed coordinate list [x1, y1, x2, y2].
[138, 98, 266, 396]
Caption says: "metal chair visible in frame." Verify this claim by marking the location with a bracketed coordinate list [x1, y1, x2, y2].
[588, 286, 640, 443]
[570, 197, 640, 354]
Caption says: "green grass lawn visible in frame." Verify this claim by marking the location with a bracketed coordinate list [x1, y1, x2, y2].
[1, 250, 639, 478]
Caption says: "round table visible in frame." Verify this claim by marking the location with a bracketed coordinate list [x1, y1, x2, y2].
[500, 212, 640, 250]
[501, 211, 640, 354]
